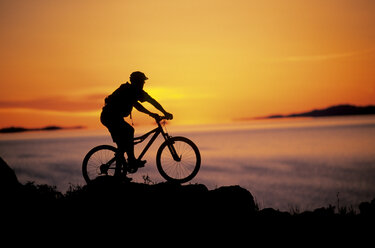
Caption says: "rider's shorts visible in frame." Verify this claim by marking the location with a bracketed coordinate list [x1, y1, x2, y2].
[100, 107, 134, 145]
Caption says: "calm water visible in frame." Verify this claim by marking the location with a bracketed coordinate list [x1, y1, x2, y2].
[1, 116, 375, 211]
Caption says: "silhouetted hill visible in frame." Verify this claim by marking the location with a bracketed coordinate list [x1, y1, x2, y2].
[1, 156, 374, 240]
[258, 104, 375, 119]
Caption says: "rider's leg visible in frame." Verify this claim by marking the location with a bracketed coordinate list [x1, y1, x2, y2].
[122, 121, 146, 167]
[114, 143, 125, 176]
[101, 114, 126, 176]
[122, 122, 136, 162]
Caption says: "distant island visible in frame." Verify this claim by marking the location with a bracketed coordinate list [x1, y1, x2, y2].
[257, 104, 375, 120]
[0, 125, 84, 133]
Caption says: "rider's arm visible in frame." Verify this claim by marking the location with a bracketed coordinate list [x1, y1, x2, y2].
[146, 96, 173, 120]
[146, 96, 167, 115]
[133, 102, 154, 116]
[136, 91, 173, 119]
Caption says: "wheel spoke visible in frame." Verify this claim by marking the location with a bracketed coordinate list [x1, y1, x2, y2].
[82, 145, 117, 183]
[157, 137, 200, 183]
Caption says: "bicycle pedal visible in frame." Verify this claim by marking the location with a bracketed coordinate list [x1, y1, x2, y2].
[137, 163, 146, 168]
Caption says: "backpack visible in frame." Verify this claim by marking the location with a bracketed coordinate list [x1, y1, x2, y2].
[105, 83, 127, 105]
[104, 83, 133, 117]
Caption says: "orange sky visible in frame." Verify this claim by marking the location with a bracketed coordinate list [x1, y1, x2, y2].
[1, 0, 375, 129]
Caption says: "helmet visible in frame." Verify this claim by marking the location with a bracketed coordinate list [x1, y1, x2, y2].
[130, 71, 148, 83]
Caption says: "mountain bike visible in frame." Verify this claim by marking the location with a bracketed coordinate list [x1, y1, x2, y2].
[82, 116, 201, 184]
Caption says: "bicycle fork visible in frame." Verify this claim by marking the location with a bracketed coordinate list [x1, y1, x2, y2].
[166, 139, 181, 162]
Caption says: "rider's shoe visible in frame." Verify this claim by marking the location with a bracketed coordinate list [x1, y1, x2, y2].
[137, 159, 147, 168]
[129, 159, 147, 168]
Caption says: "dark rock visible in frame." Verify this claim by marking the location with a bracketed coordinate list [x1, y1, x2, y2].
[207, 185, 257, 217]
[359, 198, 375, 216]
[258, 207, 291, 218]
[0, 156, 20, 193]
[0, 156, 21, 189]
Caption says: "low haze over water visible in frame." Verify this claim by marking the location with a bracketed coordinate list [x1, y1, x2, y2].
[1, 116, 375, 211]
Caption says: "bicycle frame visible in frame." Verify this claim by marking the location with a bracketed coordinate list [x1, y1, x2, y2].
[134, 120, 180, 162]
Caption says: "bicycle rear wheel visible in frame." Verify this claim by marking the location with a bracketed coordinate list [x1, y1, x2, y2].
[156, 136, 201, 184]
[82, 145, 117, 183]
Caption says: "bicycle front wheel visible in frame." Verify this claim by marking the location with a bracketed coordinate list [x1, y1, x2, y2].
[156, 136, 201, 184]
[82, 145, 117, 183]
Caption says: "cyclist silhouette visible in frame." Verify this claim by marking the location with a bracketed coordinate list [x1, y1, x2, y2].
[100, 71, 173, 179]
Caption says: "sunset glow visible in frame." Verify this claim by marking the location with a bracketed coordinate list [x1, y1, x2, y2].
[1, 0, 375, 129]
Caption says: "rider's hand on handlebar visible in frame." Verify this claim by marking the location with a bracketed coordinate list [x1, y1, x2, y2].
[164, 112, 173, 120]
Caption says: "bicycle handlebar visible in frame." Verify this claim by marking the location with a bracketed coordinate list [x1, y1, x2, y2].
[154, 115, 168, 122]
